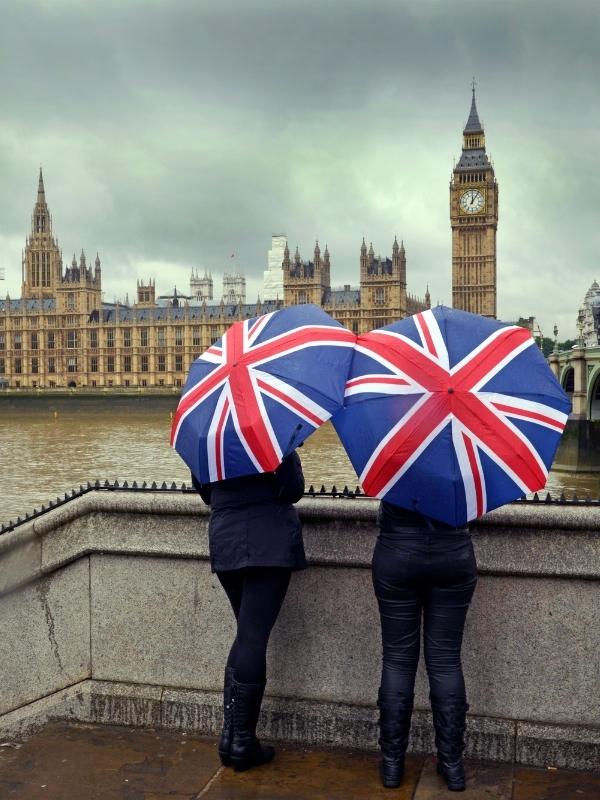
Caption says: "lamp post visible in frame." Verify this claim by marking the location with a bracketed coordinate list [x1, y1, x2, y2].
[577, 307, 585, 348]
[553, 324, 559, 354]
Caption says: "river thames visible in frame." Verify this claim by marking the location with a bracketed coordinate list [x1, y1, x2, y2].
[1, 396, 599, 525]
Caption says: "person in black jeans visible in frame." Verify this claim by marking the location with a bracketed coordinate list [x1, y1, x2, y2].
[372, 501, 478, 792]
[192, 451, 305, 772]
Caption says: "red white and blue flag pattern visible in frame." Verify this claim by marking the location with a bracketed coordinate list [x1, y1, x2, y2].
[332, 306, 571, 526]
[171, 304, 356, 484]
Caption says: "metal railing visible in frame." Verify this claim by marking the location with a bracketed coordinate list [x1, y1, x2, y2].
[1, 481, 599, 537]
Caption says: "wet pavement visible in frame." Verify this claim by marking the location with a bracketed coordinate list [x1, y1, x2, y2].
[0, 723, 598, 799]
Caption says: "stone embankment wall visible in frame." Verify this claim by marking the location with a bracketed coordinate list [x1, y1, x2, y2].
[0, 492, 599, 770]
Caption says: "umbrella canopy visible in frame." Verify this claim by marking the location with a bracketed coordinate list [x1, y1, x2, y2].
[332, 306, 571, 526]
[171, 304, 356, 484]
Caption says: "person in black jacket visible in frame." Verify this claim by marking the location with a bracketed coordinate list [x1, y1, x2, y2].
[372, 501, 478, 792]
[192, 450, 305, 773]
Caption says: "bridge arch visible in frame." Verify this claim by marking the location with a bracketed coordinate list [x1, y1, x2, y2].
[588, 367, 600, 421]
[560, 366, 574, 394]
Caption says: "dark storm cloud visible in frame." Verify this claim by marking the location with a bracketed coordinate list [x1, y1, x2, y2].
[1, 0, 599, 336]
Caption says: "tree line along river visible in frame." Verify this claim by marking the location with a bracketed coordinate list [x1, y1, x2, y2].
[1, 395, 598, 526]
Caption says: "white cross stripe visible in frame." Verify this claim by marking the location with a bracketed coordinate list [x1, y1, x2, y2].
[451, 420, 487, 519]
[415, 310, 450, 370]
[207, 386, 230, 483]
[252, 368, 331, 426]
[479, 392, 569, 429]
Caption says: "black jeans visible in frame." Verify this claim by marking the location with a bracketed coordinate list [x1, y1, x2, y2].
[217, 567, 291, 684]
[372, 528, 478, 702]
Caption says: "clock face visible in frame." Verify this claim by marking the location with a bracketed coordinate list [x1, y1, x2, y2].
[460, 188, 485, 214]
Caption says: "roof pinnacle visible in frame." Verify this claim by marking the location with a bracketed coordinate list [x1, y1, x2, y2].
[37, 167, 45, 201]
[464, 79, 483, 134]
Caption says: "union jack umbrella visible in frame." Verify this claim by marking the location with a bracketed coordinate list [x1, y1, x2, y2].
[171, 304, 356, 484]
[332, 306, 571, 526]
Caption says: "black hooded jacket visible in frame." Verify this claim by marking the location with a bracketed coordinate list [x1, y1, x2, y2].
[192, 451, 307, 572]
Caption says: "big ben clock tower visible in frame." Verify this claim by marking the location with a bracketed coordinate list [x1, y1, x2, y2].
[450, 85, 498, 317]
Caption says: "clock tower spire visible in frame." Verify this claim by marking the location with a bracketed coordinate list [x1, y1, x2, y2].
[450, 84, 498, 317]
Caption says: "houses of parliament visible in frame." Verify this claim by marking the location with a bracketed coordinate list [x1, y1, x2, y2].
[0, 91, 497, 390]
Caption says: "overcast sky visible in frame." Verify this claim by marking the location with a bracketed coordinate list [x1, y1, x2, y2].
[1, 0, 598, 338]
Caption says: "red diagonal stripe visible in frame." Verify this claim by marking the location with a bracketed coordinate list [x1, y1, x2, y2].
[215, 395, 230, 482]
[453, 393, 546, 490]
[453, 327, 532, 391]
[229, 365, 280, 471]
[256, 377, 323, 427]
[170, 363, 229, 445]
[362, 393, 450, 497]
[360, 331, 448, 391]
[346, 376, 410, 389]
[170, 322, 245, 445]
[491, 402, 565, 431]
[462, 433, 484, 517]
[416, 312, 438, 357]
[246, 326, 355, 365]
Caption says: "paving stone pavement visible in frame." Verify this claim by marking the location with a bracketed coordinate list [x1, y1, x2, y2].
[0, 723, 598, 799]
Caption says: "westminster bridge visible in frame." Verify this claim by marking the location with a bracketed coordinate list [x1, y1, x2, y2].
[549, 345, 600, 471]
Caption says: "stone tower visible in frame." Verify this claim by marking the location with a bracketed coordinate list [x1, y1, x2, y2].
[222, 272, 246, 304]
[22, 168, 63, 299]
[450, 86, 498, 317]
[22, 169, 101, 313]
[282, 241, 330, 306]
[190, 268, 213, 301]
[136, 278, 156, 306]
[359, 237, 407, 327]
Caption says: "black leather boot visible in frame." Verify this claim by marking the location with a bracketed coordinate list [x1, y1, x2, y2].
[431, 695, 469, 792]
[218, 666, 235, 766]
[377, 690, 414, 788]
[230, 679, 275, 772]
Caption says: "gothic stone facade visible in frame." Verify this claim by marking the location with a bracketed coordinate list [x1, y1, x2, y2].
[0, 172, 281, 390]
[283, 238, 428, 335]
[451, 89, 498, 318]
[0, 173, 427, 390]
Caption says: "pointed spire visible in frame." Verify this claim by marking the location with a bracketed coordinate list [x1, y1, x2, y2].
[95, 252, 101, 268]
[464, 79, 483, 133]
[360, 237, 367, 254]
[314, 240, 320, 258]
[80, 249, 86, 268]
[37, 167, 45, 201]
[368, 242, 374, 256]
[324, 243, 329, 259]
[392, 235, 399, 253]
[72, 253, 77, 268]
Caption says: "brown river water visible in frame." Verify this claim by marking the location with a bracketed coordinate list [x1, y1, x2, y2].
[1, 396, 598, 525]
